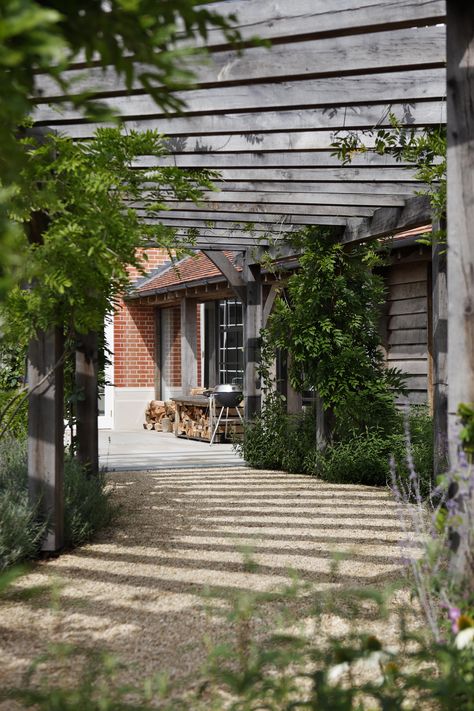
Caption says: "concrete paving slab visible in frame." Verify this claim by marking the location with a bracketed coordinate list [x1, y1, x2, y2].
[99, 430, 244, 471]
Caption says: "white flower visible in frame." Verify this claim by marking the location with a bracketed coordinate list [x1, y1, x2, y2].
[327, 662, 349, 684]
[455, 627, 474, 650]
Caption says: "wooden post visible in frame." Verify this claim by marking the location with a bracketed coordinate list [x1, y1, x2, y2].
[446, 1, 474, 579]
[28, 328, 64, 552]
[243, 256, 262, 420]
[447, 3, 474, 446]
[181, 297, 198, 395]
[431, 219, 448, 478]
[76, 331, 99, 475]
[154, 308, 162, 400]
[204, 301, 218, 387]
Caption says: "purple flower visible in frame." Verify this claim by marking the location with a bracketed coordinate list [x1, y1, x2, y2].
[448, 606, 461, 633]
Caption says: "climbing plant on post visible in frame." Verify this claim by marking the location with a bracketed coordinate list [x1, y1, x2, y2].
[0, 0, 242, 297]
[264, 228, 406, 440]
[1, 127, 217, 549]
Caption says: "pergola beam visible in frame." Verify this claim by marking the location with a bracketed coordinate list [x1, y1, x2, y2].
[52, 102, 446, 140]
[132, 150, 436, 170]
[202, 0, 445, 46]
[35, 26, 444, 100]
[152, 202, 375, 217]
[34, 68, 445, 124]
[342, 195, 432, 243]
[447, 0, 474, 462]
[143, 212, 350, 227]
[176, 190, 409, 207]
[28, 328, 64, 552]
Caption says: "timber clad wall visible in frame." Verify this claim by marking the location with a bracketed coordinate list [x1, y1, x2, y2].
[385, 261, 429, 405]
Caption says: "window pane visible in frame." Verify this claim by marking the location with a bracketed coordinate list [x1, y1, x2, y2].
[218, 299, 244, 384]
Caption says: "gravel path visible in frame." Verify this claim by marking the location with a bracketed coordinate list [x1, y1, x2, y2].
[0, 467, 411, 700]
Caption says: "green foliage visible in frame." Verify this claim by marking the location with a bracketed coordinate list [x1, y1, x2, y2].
[0, 0, 245, 297]
[0, 435, 115, 569]
[237, 392, 317, 473]
[3, 645, 169, 711]
[63, 457, 115, 548]
[305, 431, 395, 487]
[458, 402, 474, 459]
[265, 228, 405, 438]
[2, 579, 473, 710]
[1, 127, 216, 345]
[332, 117, 446, 242]
[306, 408, 433, 493]
[239, 396, 433, 492]
[197, 585, 474, 711]
[236, 391, 289, 470]
[0, 389, 28, 440]
[0, 435, 46, 570]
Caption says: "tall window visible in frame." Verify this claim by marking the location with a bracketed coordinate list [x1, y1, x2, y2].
[218, 299, 243, 385]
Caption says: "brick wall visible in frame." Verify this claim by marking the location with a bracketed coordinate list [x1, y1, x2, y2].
[114, 301, 156, 388]
[126, 248, 172, 282]
[113, 248, 170, 388]
[114, 247, 204, 391]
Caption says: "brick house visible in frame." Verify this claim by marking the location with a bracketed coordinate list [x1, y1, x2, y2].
[105, 231, 433, 431]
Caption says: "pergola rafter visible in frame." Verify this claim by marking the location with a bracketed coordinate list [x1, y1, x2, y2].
[33, 0, 446, 253]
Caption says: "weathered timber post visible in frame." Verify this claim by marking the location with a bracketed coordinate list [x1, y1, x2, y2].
[180, 297, 198, 395]
[27, 198, 65, 552]
[76, 331, 99, 475]
[446, 1, 474, 578]
[28, 327, 65, 552]
[243, 256, 262, 420]
[447, 3, 474, 445]
[431, 218, 448, 478]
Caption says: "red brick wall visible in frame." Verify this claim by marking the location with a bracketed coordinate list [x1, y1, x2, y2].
[113, 248, 170, 388]
[127, 248, 172, 281]
[114, 301, 156, 388]
[113, 247, 205, 391]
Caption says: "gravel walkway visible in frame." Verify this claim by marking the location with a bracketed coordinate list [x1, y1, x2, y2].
[0, 467, 411, 700]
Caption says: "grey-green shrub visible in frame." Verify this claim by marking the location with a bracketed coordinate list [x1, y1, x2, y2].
[0, 492, 46, 570]
[0, 435, 115, 569]
[0, 435, 46, 570]
[64, 457, 114, 547]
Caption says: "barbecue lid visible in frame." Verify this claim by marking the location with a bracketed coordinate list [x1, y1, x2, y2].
[213, 383, 242, 394]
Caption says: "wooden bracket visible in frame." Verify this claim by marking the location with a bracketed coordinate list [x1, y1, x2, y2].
[203, 250, 247, 304]
[262, 284, 278, 327]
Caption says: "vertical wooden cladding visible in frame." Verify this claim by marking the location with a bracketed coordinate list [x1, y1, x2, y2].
[386, 261, 430, 405]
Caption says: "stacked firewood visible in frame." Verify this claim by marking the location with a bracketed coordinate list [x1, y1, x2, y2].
[176, 404, 212, 439]
[176, 404, 243, 441]
[144, 400, 176, 431]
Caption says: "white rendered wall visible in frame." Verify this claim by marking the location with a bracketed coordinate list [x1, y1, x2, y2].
[113, 387, 156, 430]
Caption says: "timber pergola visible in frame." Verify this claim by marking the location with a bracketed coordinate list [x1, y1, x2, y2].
[30, 0, 474, 554]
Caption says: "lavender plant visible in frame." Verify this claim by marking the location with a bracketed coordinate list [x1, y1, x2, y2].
[390, 406, 474, 651]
